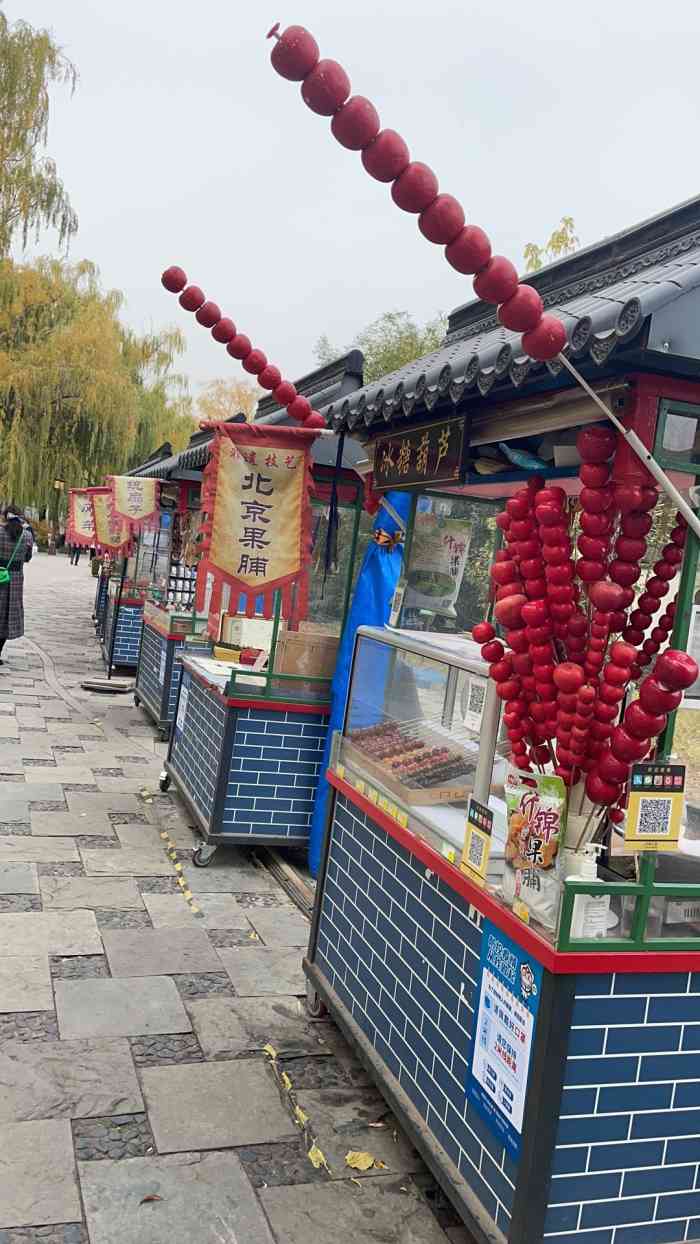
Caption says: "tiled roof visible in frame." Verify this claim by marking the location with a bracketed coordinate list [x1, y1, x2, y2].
[322, 197, 700, 433]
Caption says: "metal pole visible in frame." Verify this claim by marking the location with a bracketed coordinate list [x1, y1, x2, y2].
[107, 555, 127, 682]
[557, 353, 700, 542]
[473, 677, 499, 804]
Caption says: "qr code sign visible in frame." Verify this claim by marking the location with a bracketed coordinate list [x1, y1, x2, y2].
[637, 797, 672, 836]
[468, 830, 486, 871]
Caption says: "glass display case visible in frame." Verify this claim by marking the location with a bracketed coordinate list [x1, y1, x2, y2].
[331, 626, 506, 872]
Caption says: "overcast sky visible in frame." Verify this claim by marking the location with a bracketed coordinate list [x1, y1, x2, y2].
[7, 0, 700, 400]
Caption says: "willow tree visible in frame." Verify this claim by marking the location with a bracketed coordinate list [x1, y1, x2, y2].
[0, 258, 190, 514]
[0, 13, 78, 256]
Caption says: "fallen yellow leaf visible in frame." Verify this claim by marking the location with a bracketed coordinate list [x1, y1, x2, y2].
[281, 1072, 293, 1092]
[294, 1105, 309, 1127]
[308, 1143, 330, 1172]
[345, 1151, 375, 1171]
[262, 1044, 277, 1060]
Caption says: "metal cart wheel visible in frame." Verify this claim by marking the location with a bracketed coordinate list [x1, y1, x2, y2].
[133, 693, 141, 707]
[192, 843, 218, 868]
[305, 980, 328, 1020]
[158, 727, 170, 743]
[158, 771, 171, 792]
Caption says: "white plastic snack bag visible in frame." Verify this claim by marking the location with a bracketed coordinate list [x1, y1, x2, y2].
[501, 767, 567, 932]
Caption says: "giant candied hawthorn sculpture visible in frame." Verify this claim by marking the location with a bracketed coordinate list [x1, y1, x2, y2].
[471, 424, 697, 830]
[266, 22, 567, 362]
[160, 267, 325, 429]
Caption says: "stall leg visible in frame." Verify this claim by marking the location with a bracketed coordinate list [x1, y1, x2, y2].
[305, 978, 328, 1020]
[158, 769, 171, 792]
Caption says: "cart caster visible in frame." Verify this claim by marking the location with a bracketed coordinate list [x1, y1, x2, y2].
[133, 693, 141, 707]
[305, 980, 328, 1020]
[159, 771, 171, 792]
[192, 844, 218, 868]
[158, 726, 170, 743]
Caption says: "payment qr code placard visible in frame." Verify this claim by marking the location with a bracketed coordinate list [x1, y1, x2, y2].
[625, 762, 685, 852]
[462, 797, 493, 884]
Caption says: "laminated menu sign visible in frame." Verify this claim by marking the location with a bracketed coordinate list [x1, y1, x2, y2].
[466, 919, 543, 1159]
[158, 649, 167, 686]
[175, 676, 190, 736]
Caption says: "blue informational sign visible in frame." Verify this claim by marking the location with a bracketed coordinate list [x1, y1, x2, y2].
[466, 919, 543, 1159]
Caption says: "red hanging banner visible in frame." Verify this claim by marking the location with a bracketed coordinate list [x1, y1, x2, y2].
[66, 488, 97, 548]
[90, 487, 131, 554]
[109, 476, 160, 532]
[195, 422, 321, 632]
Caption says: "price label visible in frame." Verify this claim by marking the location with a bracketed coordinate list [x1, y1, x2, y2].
[441, 843, 457, 865]
[336, 764, 345, 781]
[354, 779, 365, 796]
[367, 787, 378, 805]
[396, 810, 408, 829]
[512, 899, 530, 924]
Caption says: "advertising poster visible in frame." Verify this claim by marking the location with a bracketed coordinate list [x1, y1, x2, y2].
[466, 919, 543, 1159]
[625, 761, 685, 852]
[175, 674, 190, 737]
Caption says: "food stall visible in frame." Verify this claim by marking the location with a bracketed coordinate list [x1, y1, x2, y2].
[132, 486, 209, 738]
[301, 201, 700, 1244]
[158, 418, 370, 861]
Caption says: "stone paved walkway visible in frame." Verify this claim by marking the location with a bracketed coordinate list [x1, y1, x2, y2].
[0, 554, 471, 1244]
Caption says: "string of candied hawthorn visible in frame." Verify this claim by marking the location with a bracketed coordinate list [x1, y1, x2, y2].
[160, 266, 325, 430]
[266, 22, 567, 363]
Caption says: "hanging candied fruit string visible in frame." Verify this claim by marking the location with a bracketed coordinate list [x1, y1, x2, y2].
[266, 23, 567, 363]
[160, 265, 325, 429]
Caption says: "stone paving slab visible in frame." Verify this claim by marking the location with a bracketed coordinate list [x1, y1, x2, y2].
[260, 1179, 450, 1243]
[141, 1061, 295, 1152]
[30, 810, 115, 838]
[79, 1151, 275, 1244]
[293, 1086, 423, 1179]
[66, 793, 144, 817]
[0, 1118, 81, 1228]
[217, 946, 306, 996]
[102, 926, 221, 976]
[40, 876, 144, 910]
[0, 719, 19, 738]
[112, 824, 165, 851]
[0, 862, 38, 894]
[246, 905, 311, 947]
[0, 1038, 143, 1121]
[24, 768, 94, 785]
[180, 853, 278, 894]
[0, 910, 101, 955]
[0, 838, 79, 862]
[0, 955, 52, 1012]
[142, 893, 251, 930]
[80, 849, 172, 876]
[55, 977, 191, 1039]
[188, 996, 323, 1059]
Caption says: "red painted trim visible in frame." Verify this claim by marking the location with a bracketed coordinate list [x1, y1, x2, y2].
[183, 660, 329, 714]
[327, 773, 700, 975]
[115, 598, 144, 609]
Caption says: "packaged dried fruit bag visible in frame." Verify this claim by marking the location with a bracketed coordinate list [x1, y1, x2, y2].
[501, 768, 568, 932]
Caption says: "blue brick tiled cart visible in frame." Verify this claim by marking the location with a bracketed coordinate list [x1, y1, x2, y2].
[134, 602, 208, 740]
[162, 654, 329, 857]
[307, 779, 700, 1244]
[101, 582, 144, 671]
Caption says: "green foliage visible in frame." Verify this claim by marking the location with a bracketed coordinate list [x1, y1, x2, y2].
[316, 310, 446, 385]
[0, 257, 192, 512]
[0, 12, 78, 256]
[524, 216, 579, 274]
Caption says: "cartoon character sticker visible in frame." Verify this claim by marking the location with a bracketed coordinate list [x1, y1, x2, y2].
[520, 962, 538, 1001]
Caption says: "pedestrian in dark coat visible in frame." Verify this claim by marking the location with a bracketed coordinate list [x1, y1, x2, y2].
[0, 507, 33, 663]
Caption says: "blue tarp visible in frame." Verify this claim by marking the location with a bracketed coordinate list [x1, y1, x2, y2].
[307, 490, 411, 876]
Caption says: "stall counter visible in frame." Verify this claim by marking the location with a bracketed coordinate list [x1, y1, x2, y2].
[306, 772, 700, 1244]
[160, 653, 330, 860]
[134, 600, 208, 739]
[101, 581, 144, 671]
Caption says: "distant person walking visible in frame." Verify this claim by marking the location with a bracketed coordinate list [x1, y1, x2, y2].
[70, 543, 82, 566]
[0, 506, 33, 665]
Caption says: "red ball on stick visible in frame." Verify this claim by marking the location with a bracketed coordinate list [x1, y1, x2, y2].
[639, 676, 682, 714]
[195, 301, 221, 328]
[274, 381, 297, 407]
[161, 266, 187, 293]
[498, 286, 544, 333]
[287, 395, 312, 422]
[258, 365, 282, 391]
[242, 349, 267, 375]
[179, 285, 205, 312]
[473, 257, 519, 305]
[445, 225, 492, 274]
[301, 59, 351, 116]
[361, 129, 410, 182]
[418, 194, 465, 244]
[611, 726, 650, 763]
[624, 701, 666, 739]
[268, 23, 320, 81]
[521, 315, 567, 362]
[586, 773, 623, 806]
[391, 162, 439, 213]
[576, 424, 617, 463]
[472, 622, 495, 643]
[227, 334, 252, 360]
[304, 411, 326, 428]
[654, 650, 699, 691]
[211, 317, 236, 344]
[331, 96, 380, 149]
